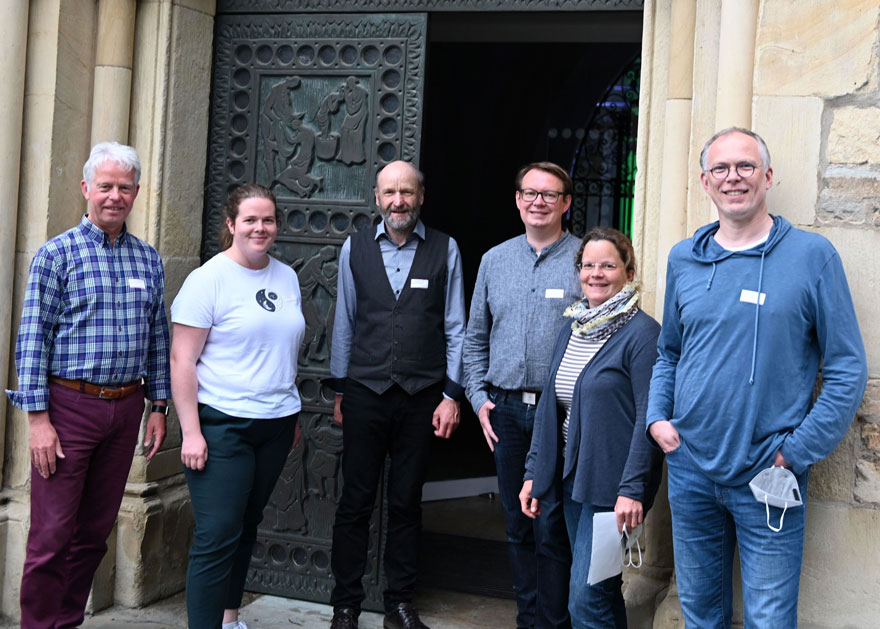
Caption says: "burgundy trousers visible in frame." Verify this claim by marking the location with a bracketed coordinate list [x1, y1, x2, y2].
[20, 381, 145, 629]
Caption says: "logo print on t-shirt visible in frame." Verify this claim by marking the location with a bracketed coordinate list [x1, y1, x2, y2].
[255, 288, 282, 312]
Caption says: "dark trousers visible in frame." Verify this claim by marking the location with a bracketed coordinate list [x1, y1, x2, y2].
[490, 389, 572, 629]
[184, 405, 297, 629]
[20, 381, 145, 629]
[330, 380, 441, 613]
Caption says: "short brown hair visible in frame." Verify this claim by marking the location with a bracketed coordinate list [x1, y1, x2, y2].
[219, 183, 278, 250]
[576, 227, 636, 276]
[514, 162, 573, 195]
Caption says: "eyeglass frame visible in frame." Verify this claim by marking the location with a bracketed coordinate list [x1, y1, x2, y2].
[706, 162, 759, 180]
[518, 188, 568, 204]
[576, 262, 619, 272]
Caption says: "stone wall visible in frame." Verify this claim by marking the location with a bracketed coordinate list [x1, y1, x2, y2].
[0, 0, 216, 622]
[757, 5, 880, 621]
[635, 0, 880, 626]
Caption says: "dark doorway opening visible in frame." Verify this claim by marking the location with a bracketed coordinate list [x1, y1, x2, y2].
[416, 13, 641, 598]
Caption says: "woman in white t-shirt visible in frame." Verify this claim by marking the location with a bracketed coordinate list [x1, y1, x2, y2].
[170, 184, 305, 629]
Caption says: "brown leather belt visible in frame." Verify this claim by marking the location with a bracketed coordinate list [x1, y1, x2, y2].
[49, 376, 141, 400]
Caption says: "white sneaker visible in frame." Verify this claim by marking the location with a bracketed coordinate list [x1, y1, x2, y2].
[221, 622, 248, 629]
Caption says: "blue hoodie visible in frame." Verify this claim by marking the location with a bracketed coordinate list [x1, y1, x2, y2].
[646, 216, 867, 486]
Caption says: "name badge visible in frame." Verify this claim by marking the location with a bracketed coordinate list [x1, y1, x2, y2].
[128, 278, 146, 289]
[411, 278, 429, 289]
[545, 288, 564, 299]
[740, 289, 766, 305]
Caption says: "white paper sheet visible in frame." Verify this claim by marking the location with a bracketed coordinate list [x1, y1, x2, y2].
[587, 511, 623, 585]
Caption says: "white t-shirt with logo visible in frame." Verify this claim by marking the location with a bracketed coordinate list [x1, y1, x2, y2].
[171, 252, 305, 418]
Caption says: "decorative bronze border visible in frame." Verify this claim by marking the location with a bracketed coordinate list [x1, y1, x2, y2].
[219, 0, 643, 13]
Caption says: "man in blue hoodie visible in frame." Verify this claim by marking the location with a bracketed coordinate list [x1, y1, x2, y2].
[646, 128, 867, 627]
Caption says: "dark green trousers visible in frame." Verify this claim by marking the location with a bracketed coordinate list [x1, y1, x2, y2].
[184, 404, 297, 629]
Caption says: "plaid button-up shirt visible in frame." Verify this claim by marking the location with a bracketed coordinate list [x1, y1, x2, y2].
[6, 215, 171, 411]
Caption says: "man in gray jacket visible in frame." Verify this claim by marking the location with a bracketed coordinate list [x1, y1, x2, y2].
[464, 162, 580, 628]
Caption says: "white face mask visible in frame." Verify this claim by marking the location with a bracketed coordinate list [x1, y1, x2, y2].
[749, 465, 803, 532]
[621, 523, 643, 568]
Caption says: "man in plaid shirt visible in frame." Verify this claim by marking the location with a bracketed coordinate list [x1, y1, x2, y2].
[6, 142, 171, 629]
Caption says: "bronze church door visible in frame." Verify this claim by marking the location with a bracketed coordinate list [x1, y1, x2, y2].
[205, 11, 428, 609]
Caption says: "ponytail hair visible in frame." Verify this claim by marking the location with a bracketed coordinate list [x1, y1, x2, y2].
[219, 183, 278, 250]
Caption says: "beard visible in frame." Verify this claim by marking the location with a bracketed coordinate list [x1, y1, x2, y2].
[380, 201, 421, 233]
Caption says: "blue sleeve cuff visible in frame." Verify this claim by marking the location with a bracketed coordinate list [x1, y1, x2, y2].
[144, 379, 171, 403]
[6, 388, 50, 412]
[780, 441, 809, 476]
[468, 389, 490, 415]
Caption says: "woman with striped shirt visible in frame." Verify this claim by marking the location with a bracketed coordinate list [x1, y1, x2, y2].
[519, 227, 663, 628]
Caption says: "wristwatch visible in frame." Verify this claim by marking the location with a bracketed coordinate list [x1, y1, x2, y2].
[151, 403, 169, 416]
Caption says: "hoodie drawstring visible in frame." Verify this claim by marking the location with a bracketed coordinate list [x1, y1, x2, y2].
[706, 262, 717, 290]
[748, 249, 767, 385]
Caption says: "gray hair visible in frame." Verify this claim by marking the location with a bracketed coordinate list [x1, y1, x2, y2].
[82, 142, 141, 190]
[699, 127, 771, 172]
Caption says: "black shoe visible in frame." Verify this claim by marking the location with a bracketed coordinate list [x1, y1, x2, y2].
[383, 603, 429, 629]
[330, 607, 359, 629]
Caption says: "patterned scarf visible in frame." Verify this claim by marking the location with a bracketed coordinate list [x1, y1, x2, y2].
[564, 282, 641, 340]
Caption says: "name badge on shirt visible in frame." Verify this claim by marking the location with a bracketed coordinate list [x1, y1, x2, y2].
[411, 278, 429, 289]
[740, 289, 766, 305]
[545, 288, 565, 299]
[128, 278, 146, 289]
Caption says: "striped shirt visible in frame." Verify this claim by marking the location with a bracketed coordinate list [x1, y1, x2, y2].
[6, 215, 171, 411]
[555, 334, 607, 445]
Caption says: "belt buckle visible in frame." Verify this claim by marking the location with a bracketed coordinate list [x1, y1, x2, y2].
[98, 386, 115, 400]
[521, 391, 537, 405]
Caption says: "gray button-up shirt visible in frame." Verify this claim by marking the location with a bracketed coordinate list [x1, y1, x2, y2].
[463, 232, 582, 414]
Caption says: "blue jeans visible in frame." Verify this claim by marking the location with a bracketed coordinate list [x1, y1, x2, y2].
[490, 389, 571, 629]
[666, 447, 808, 628]
[562, 479, 626, 628]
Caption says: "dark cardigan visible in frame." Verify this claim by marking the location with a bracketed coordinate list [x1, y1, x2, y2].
[525, 309, 664, 510]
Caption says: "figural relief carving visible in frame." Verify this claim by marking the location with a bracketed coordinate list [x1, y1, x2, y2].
[260, 75, 370, 198]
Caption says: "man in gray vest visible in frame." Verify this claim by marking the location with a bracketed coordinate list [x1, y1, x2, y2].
[328, 161, 466, 629]
[464, 162, 580, 628]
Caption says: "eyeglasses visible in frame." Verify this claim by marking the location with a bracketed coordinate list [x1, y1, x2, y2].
[576, 262, 618, 272]
[518, 188, 565, 204]
[707, 163, 758, 180]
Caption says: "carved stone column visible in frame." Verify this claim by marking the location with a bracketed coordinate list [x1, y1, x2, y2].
[0, 0, 29, 488]
[91, 0, 136, 145]
[631, 1, 697, 626]
[2, 0, 97, 620]
[715, 0, 759, 130]
[654, 0, 695, 313]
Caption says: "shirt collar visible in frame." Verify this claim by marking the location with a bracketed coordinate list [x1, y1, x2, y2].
[373, 219, 426, 243]
[522, 231, 571, 256]
[78, 214, 128, 246]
